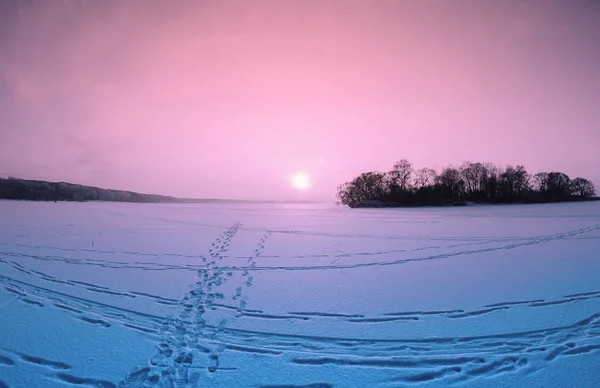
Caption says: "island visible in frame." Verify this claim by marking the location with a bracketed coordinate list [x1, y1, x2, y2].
[337, 160, 598, 208]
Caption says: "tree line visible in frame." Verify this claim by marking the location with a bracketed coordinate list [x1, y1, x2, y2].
[0, 177, 177, 203]
[336, 160, 597, 208]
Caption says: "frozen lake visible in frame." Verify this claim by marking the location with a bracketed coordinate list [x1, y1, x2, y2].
[1, 200, 599, 387]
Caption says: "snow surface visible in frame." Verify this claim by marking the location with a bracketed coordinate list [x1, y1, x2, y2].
[0, 200, 599, 387]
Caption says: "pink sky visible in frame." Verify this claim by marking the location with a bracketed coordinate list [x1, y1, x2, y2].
[1, 0, 599, 201]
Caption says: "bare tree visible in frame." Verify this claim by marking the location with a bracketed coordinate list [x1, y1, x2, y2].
[481, 163, 500, 200]
[388, 159, 413, 191]
[533, 172, 549, 193]
[436, 167, 464, 198]
[547, 172, 571, 198]
[514, 165, 531, 196]
[460, 162, 488, 199]
[336, 172, 389, 207]
[500, 165, 530, 198]
[414, 167, 437, 189]
[570, 178, 596, 197]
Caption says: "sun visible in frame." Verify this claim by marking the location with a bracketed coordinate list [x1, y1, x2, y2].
[291, 172, 311, 191]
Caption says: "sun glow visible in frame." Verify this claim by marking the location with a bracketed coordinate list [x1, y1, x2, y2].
[291, 172, 311, 191]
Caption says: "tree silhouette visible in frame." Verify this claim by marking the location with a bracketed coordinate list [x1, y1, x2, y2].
[547, 172, 571, 198]
[336, 160, 597, 208]
[436, 167, 464, 199]
[533, 172, 549, 193]
[388, 159, 413, 192]
[414, 167, 437, 189]
[570, 178, 596, 197]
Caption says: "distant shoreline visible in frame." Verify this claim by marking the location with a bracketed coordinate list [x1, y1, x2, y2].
[0, 177, 322, 205]
[350, 197, 600, 209]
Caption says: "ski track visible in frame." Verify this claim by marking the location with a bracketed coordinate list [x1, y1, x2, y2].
[0, 207, 599, 387]
[2, 223, 599, 273]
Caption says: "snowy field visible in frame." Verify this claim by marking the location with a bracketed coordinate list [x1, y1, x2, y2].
[0, 200, 599, 388]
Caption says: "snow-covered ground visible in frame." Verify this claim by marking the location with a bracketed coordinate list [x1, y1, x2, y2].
[0, 200, 599, 387]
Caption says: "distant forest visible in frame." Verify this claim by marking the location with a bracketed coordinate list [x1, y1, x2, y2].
[337, 160, 598, 208]
[0, 177, 181, 203]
